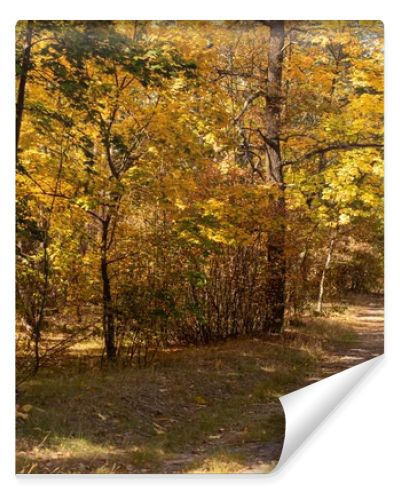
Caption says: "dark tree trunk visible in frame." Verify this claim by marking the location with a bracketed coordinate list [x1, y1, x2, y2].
[33, 324, 41, 373]
[264, 21, 286, 334]
[16, 20, 33, 156]
[101, 218, 117, 360]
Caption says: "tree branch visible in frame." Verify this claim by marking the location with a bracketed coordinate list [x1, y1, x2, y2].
[282, 142, 383, 166]
[234, 91, 265, 123]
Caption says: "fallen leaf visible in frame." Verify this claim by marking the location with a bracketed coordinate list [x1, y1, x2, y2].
[194, 395, 207, 405]
[153, 422, 166, 434]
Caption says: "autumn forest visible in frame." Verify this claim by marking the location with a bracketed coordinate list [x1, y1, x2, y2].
[16, 21, 384, 474]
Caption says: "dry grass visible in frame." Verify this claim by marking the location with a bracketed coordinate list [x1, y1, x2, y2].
[16, 298, 377, 474]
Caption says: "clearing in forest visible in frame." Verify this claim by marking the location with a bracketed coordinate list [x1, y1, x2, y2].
[16, 295, 383, 474]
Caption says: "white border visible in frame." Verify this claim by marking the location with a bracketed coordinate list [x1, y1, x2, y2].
[2, 1, 399, 499]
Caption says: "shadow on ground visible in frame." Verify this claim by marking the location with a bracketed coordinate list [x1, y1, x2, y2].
[16, 294, 383, 474]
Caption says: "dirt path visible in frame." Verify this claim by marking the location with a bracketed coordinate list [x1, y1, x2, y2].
[234, 296, 384, 474]
[316, 296, 384, 379]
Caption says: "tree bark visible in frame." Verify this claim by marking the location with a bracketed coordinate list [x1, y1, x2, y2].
[316, 238, 335, 314]
[16, 20, 33, 156]
[264, 20, 286, 334]
[101, 217, 117, 360]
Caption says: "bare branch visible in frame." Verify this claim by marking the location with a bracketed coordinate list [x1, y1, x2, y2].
[234, 91, 265, 123]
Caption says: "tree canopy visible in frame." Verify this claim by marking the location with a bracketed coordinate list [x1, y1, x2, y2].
[16, 20, 383, 369]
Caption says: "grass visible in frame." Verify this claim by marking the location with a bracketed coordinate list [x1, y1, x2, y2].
[187, 449, 251, 473]
[16, 302, 366, 474]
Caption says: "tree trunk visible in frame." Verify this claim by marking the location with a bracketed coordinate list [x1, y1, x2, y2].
[16, 20, 33, 156]
[101, 218, 117, 360]
[264, 21, 286, 334]
[33, 324, 41, 373]
[316, 238, 335, 314]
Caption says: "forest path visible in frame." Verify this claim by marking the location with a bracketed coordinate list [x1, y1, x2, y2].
[170, 295, 385, 474]
[315, 295, 384, 380]
[238, 295, 384, 474]
[16, 296, 384, 474]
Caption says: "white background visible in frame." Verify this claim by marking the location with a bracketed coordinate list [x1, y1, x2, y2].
[1, 1, 399, 498]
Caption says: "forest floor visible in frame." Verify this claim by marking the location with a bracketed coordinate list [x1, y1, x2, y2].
[16, 294, 383, 474]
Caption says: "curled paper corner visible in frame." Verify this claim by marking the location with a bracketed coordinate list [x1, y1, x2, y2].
[250, 355, 384, 474]
[267, 355, 384, 473]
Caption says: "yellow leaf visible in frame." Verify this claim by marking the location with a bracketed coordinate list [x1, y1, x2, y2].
[339, 213, 351, 225]
[194, 395, 207, 405]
